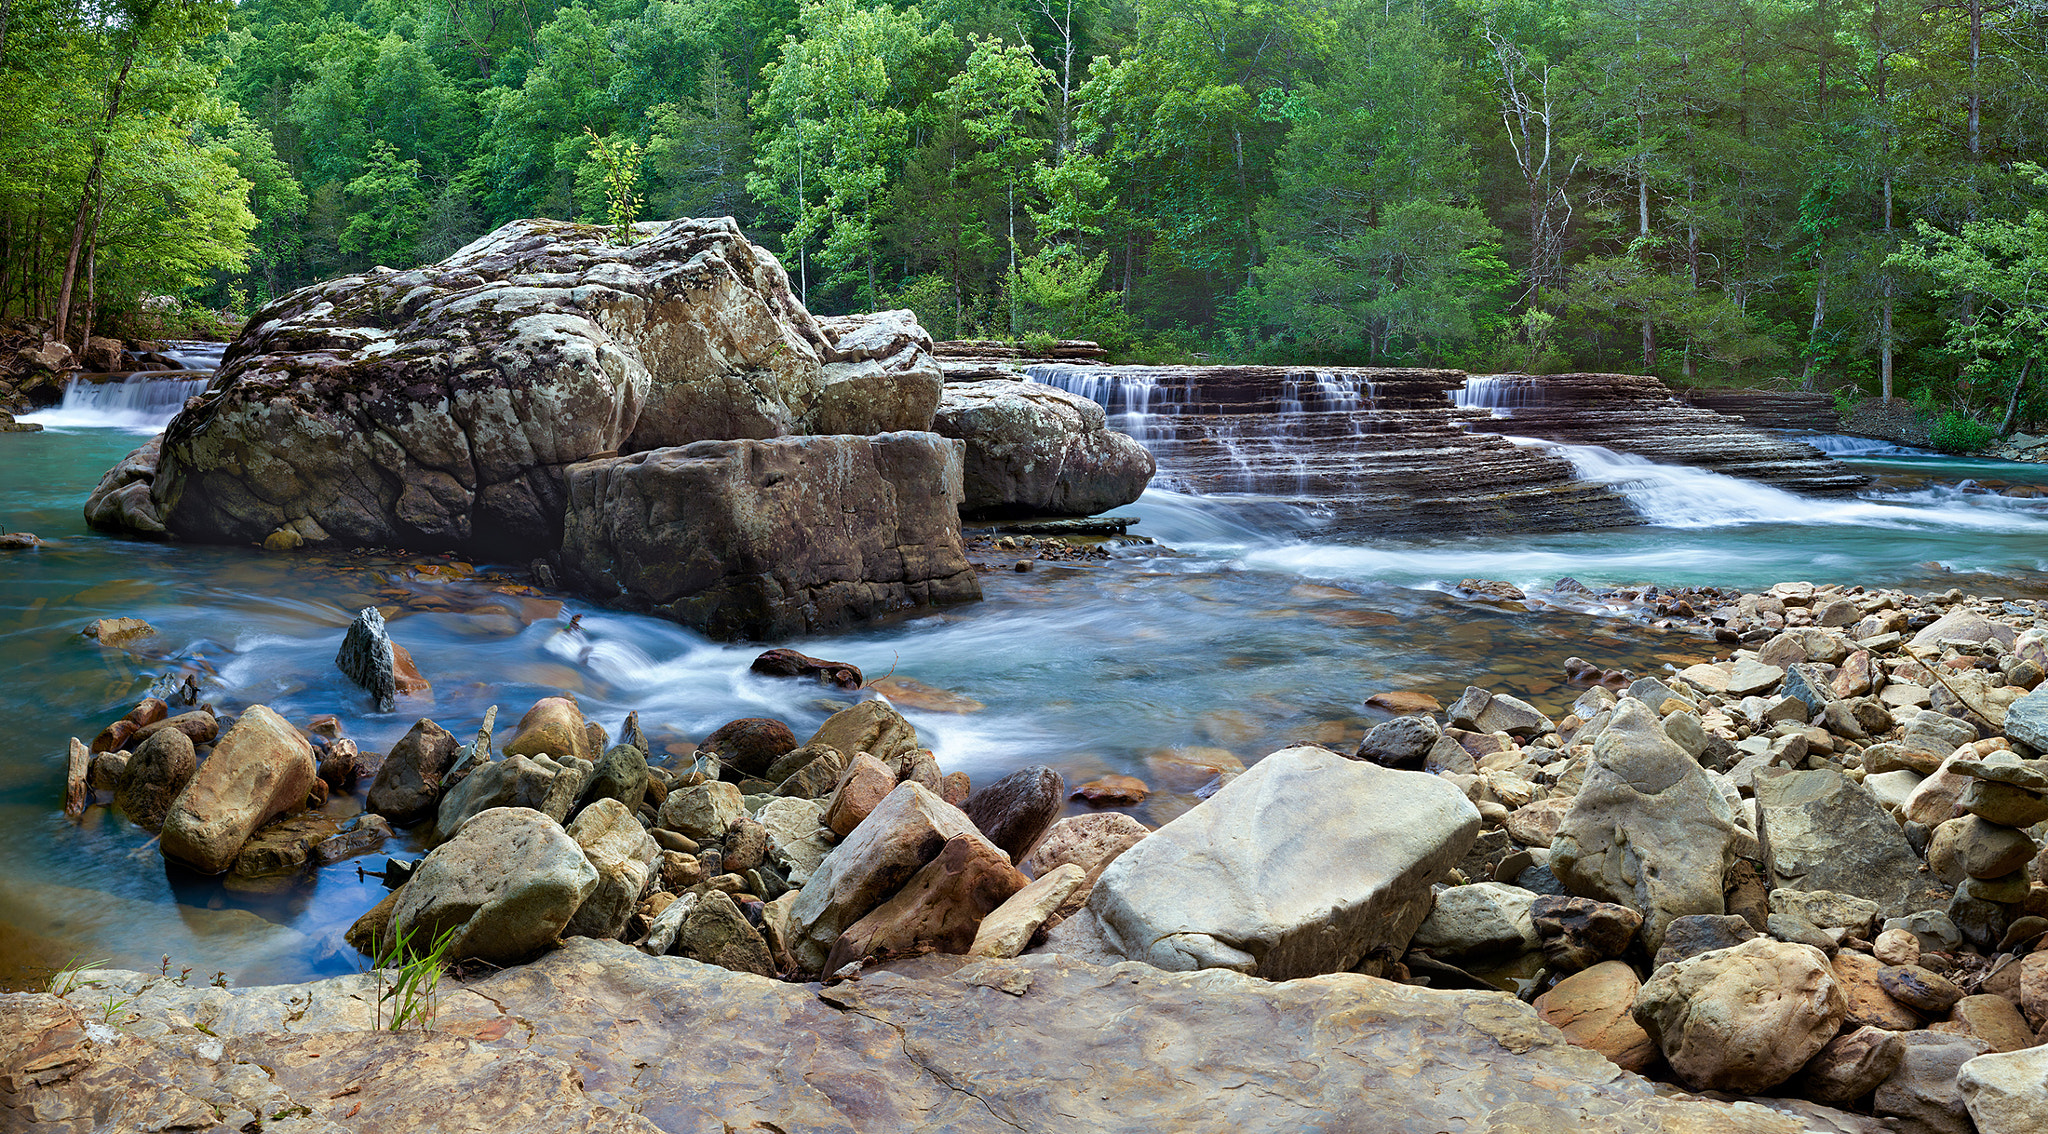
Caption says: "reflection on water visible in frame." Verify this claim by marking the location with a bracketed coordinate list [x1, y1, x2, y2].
[3, 424, 2048, 988]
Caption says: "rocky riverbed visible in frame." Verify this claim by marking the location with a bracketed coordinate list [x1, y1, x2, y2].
[10, 575, 2048, 1133]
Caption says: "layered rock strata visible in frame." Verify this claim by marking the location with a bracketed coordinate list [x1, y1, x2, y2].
[1026, 363, 1640, 536]
[1681, 389, 1841, 433]
[1462, 373, 1866, 494]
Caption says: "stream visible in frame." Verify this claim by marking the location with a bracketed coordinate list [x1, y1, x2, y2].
[5, 359, 2048, 988]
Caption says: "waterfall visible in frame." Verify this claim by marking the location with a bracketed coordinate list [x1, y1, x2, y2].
[1789, 433, 1938, 459]
[20, 338, 222, 433]
[1025, 364, 1168, 445]
[1453, 375, 1542, 415]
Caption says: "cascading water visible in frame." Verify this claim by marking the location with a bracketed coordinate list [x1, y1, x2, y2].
[1453, 375, 1542, 416]
[20, 339, 220, 433]
[1791, 433, 1938, 459]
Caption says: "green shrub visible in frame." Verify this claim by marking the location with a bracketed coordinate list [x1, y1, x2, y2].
[1929, 409, 1996, 454]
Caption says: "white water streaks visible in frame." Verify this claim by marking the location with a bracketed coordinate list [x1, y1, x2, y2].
[1452, 375, 1543, 416]
[22, 372, 213, 432]
[1025, 364, 1168, 443]
[1790, 432, 1939, 459]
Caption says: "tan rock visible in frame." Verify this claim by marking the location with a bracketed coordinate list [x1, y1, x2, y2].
[970, 864, 1086, 959]
[2020, 951, 2048, 1031]
[825, 833, 1026, 971]
[159, 705, 317, 874]
[1505, 796, 1571, 848]
[1960, 1044, 2048, 1134]
[1874, 927, 1922, 966]
[502, 696, 592, 763]
[1633, 937, 1847, 1093]
[822, 751, 897, 838]
[1941, 994, 2039, 1053]
[807, 700, 920, 769]
[1833, 949, 1926, 1031]
[1534, 960, 1658, 1072]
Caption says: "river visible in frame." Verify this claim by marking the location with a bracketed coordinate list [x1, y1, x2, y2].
[4, 361, 2047, 988]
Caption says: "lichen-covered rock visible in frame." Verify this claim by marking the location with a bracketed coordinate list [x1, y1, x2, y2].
[557, 432, 981, 639]
[393, 806, 599, 964]
[932, 380, 1154, 517]
[126, 218, 945, 554]
[81, 434, 165, 534]
[563, 798, 659, 941]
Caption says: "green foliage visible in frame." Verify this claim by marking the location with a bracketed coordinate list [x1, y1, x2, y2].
[582, 127, 647, 244]
[1006, 248, 1133, 350]
[1929, 410, 1996, 455]
[374, 922, 460, 1032]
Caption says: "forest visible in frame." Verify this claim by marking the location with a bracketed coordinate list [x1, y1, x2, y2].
[6, 0, 2048, 435]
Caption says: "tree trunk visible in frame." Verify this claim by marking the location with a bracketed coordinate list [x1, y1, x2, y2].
[2001, 356, 2031, 435]
[1880, 172, 1894, 402]
[54, 11, 148, 345]
[1802, 261, 1827, 390]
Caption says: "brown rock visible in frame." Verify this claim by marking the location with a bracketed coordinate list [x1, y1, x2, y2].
[938, 771, 972, 807]
[115, 726, 197, 832]
[89, 717, 137, 755]
[366, 717, 462, 825]
[1366, 690, 1442, 714]
[675, 889, 775, 977]
[698, 718, 797, 778]
[750, 648, 864, 689]
[808, 700, 921, 768]
[970, 864, 1086, 959]
[131, 711, 219, 748]
[961, 765, 1064, 864]
[1531, 895, 1643, 973]
[159, 705, 318, 874]
[1632, 938, 1847, 1093]
[1535, 960, 1658, 1072]
[1880, 964, 1965, 1015]
[1072, 774, 1148, 806]
[824, 833, 1026, 971]
[502, 696, 591, 763]
[1939, 994, 2039, 1053]
[822, 752, 897, 838]
[2020, 951, 2048, 1030]
[1798, 1025, 1905, 1105]
[81, 616, 154, 644]
[1834, 950, 1926, 1031]
[1505, 796, 1571, 848]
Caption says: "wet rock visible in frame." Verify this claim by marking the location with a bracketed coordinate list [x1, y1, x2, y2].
[81, 435, 165, 533]
[1960, 1045, 2048, 1134]
[1410, 882, 1541, 961]
[564, 798, 660, 941]
[1874, 1031, 1993, 1134]
[698, 717, 798, 777]
[433, 752, 593, 844]
[1088, 746, 1479, 979]
[114, 726, 196, 832]
[1530, 895, 1642, 973]
[1632, 937, 1846, 1093]
[1550, 700, 1739, 953]
[559, 433, 981, 639]
[1071, 774, 1149, 805]
[1755, 767, 1942, 921]
[502, 696, 593, 764]
[309, 813, 395, 866]
[1654, 914, 1760, 969]
[822, 751, 897, 838]
[81, 616, 154, 645]
[932, 379, 1155, 517]
[1535, 960, 1658, 1072]
[318, 736, 365, 790]
[131, 710, 219, 748]
[1354, 715, 1441, 769]
[334, 606, 402, 713]
[750, 649, 864, 689]
[655, 780, 744, 842]
[366, 717, 462, 825]
[1798, 1026, 1906, 1106]
[394, 806, 600, 965]
[675, 889, 775, 976]
[159, 705, 317, 874]
[960, 765, 1064, 865]
[825, 832, 1026, 972]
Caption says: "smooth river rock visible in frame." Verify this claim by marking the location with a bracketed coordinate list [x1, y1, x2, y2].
[7, 937, 1855, 1134]
[159, 705, 318, 874]
[932, 379, 1154, 517]
[1632, 937, 1847, 1093]
[393, 806, 600, 964]
[557, 432, 981, 639]
[1087, 745, 1480, 979]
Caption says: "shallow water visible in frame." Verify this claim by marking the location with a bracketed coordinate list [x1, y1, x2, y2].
[5, 402, 2048, 989]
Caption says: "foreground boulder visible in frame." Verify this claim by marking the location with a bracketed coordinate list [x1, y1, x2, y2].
[11, 938, 1850, 1133]
[1632, 937, 1846, 1093]
[393, 806, 599, 964]
[159, 706, 317, 874]
[1086, 745, 1480, 979]
[1549, 700, 1739, 953]
[933, 380, 1154, 516]
[119, 218, 941, 554]
[557, 433, 981, 638]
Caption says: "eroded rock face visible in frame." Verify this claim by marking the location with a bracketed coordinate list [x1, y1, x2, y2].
[130, 219, 941, 555]
[557, 432, 981, 639]
[1087, 746, 1480, 979]
[9, 939, 1846, 1134]
[932, 380, 1154, 517]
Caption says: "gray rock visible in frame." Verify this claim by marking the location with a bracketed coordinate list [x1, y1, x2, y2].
[1088, 746, 1480, 979]
[1960, 1045, 2048, 1134]
[1654, 913, 1760, 969]
[365, 717, 461, 825]
[960, 764, 1064, 864]
[1550, 700, 1739, 953]
[1530, 895, 1643, 973]
[932, 379, 1155, 516]
[1883, 910, 1965, 954]
[808, 309, 944, 435]
[1755, 768, 1943, 921]
[1448, 687, 1554, 737]
[1783, 663, 1837, 713]
[563, 797, 660, 941]
[1874, 1032, 1994, 1134]
[756, 796, 832, 885]
[674, 889, 775, 976]
[579, 743, 649, 813]
[115, 726, 196, 832]
[1355, 715, 1441, 768]
[655, 781, 744, 842]
[432, 752, 593, 845]
[393, 806, 600, 964]
[1727, 658, 1785, 697]
[336, 606, 398, 713]
[1769, 889, 1880, 939]
[558, 433, 982, 639]
[1410, 882, 1541, 961]
[1800, 1026, 1907, 1106]
[1632, 937, 1846, 1093]
[2005, 688, 2048, 751]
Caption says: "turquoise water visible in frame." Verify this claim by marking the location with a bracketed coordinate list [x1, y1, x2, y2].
[3, 418, 2047, 988]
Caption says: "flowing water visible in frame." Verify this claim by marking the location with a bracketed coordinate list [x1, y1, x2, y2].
[5, 367, 2048, 989]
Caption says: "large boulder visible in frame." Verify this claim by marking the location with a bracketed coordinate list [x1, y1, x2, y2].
[1960, 1045, 2048, 1134]
[365, 717, 462, 825]
[557, 432, 981, 638]
[933, 380, 1154, 517]
[1754, 767, 1944, 921]
[1549, 700, 1739, 953]
[392, 806, 600, 964]
[159, 705, 317, 873]
[1632, 937, 1846, 1093]
[81, 434, 165, 534]
[808, 310, 943, 435]
[122, 218, 946, 554]
[1087, 746, 1480, 979]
